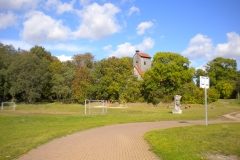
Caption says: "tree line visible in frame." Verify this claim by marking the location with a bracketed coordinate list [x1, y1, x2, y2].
[0, 42, 239, 104]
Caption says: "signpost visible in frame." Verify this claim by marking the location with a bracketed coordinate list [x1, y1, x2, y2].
[200, 76, 209, 126]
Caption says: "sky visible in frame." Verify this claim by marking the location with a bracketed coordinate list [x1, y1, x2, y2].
[0, 0, 240, 70]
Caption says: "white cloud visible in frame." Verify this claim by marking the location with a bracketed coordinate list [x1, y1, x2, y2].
[79, 0, 91, 6]
[136, 21, 153, 35]
[0, 11, 17, 29]
[0, 0, 40, 10]
[103, 45, 112, 52]
[21, 11, 71, 44]
[136, 37, 155, 51]
[182, 34, 213, 59]
[45, 43, 86, 52]
[45, 0, 58, 7]
[56, 55, 73, 61]
[56, 0, 75, 14]
[127, 6, 139, 16]
[109, 42, 135, 57]
[109, 37, 155, 57]
[214, 32, 240, 60]
[45, 0, 75, 14]
[73, 3, 121, 40]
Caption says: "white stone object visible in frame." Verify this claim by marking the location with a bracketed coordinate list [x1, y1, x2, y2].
[172, 95, 182, 114]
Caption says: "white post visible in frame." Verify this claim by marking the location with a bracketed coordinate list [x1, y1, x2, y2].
[106, 100, 108, 114]
[84, 100, 86, 115]
[1, 103, 3, 110]
[200, 76, 209, 126]
[205, 87, 208, 126]
[102, 100, 104, 114]
[88, 100, 90, 114]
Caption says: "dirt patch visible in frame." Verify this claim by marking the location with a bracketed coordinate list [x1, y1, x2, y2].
[202, 153, 239, 160]
[0, 110, 80, 115]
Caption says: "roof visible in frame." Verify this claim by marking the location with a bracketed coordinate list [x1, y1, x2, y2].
[137, 52, 151, 58]
[134, 65, 144, 75]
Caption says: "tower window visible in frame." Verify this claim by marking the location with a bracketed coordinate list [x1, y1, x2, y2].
[144, 61, 146, 65]
[136, 61, 138, 63]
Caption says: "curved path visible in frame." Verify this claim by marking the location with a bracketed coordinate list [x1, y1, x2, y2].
[18, 117, 239, 160]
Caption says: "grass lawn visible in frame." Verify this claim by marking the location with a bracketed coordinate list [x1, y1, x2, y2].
[0, 99, 240, 160]
[144, 123, 240, 160]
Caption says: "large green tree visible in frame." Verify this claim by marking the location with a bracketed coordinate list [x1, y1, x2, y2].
[30, 46, 52, 100]
[143, 52, 194, 105]
[205, 57, 237, 86]
[0, 43, 18, 101]
[7, 52, 50, 102]
[205, 57, 237, 99]
[51, 61, 76, 102]
[90, 56, 141, 102]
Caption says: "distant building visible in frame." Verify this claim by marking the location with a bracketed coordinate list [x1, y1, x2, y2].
[133, 50, 151, 80]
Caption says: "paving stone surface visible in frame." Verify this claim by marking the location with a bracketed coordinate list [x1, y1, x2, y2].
[18, 116, 239, 160]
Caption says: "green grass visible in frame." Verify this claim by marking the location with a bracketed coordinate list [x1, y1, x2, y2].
[0, 99, 240, 160]
[144, 123, 240, 160]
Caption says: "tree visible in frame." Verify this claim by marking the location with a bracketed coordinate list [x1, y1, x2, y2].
[71, 66, 92, 103]
[181, 82, 220, 104]
[205, 57, 238, 99]
[90, 56, 141, 102]
[70, 53, 95, 103]
[0, 43, 18, 101]
[72, 53, 94, 69]
[30, 45, 52, 61]
[143, 52, 194, 105]
[205, 57, 237, 86]
[235, 70, 240, 99]
[216, 81, 235, 99]
[194, 69, 207, 87]
[7, 52, 50, 103]
[30, 46, 53, 100]
[51, 61, 76, 103]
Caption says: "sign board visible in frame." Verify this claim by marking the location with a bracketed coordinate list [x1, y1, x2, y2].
[200, 76, 209, 89]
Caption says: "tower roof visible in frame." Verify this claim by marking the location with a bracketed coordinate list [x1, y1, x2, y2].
[135, 50, 151, 58]
[137, 53, 151, 58]
[134, 65, 144, 75]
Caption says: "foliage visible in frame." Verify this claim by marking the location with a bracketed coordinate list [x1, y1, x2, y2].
[72, 52, 94, 68]
[71, 53, 95, 103]
[194, 68, 207, 87]
[215, 80, 235, 99]
[0, 41, 239, 103]
[30, 45, 52, 61]
[181, 82, 220, 104]
[205, 57, 237, 86]
[90, 56, 142, 102]
[51, 61, 76, 103]
[235, 70, 240, 99]
[143, 52, 194, 105]
[0, 43, 18, 101]
[7, 53, 50, 103]
[71, 66, 92, 103]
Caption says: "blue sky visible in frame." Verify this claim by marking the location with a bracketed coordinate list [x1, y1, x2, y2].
[0, 0, 240, 69]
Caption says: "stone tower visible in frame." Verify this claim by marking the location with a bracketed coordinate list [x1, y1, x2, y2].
[133, 50, 151, 79]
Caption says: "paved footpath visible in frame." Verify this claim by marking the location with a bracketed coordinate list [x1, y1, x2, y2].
[18, 118, 239, 160]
